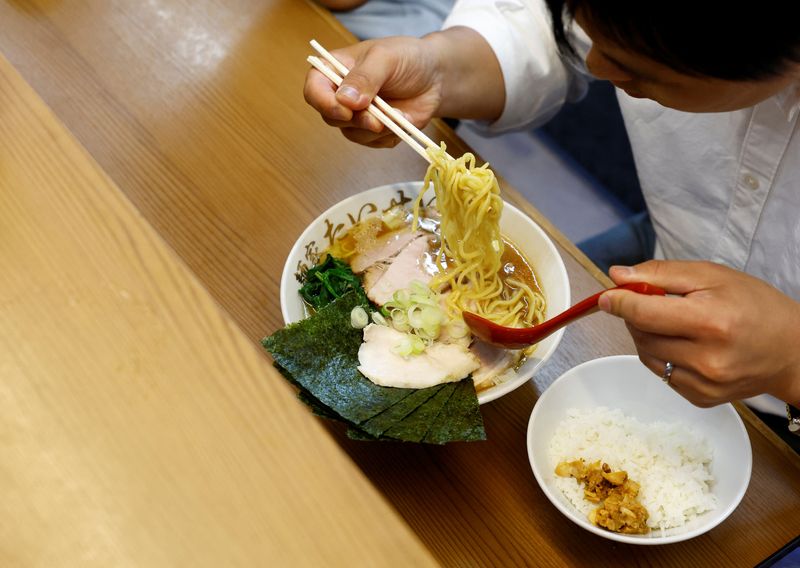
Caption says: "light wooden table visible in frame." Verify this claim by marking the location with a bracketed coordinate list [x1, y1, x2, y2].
[1, 0, 799, 566]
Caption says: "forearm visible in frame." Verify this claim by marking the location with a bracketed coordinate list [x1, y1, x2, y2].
[423, 27, 505, 122]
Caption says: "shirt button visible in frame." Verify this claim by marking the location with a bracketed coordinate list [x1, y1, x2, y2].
[743, 174, 760, 190]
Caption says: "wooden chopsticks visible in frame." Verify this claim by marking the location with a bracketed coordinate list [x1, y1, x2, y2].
[307, 39, 452, 163]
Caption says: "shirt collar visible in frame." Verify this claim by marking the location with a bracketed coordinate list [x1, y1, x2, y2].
[774, 81, 800, 122]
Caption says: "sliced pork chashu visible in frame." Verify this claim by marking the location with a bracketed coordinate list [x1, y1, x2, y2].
[469, 339, 521, 389]
[349, 229, 420, 273]
[357, 324, 480, 388]
[366, 235, 432, 306]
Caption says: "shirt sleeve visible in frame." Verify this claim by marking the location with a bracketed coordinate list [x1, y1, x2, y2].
[442, 0, 591, 133]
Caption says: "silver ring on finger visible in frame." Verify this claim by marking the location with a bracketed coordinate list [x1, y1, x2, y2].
[662, 361, 674, 385]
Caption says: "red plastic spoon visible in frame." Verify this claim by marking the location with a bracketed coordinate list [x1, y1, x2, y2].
[462, 282, 666, 349]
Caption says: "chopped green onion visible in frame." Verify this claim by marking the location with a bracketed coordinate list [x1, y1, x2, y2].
[382, 280, 457, 350]
[391, 333, 426, 357]
[407, 305, 424, 329]
[392, 335, 413, 357]
[410, 280, 430, 296]
[421, 306, 442, 326]
[350, 306, 369, 329]
[393, 289, 411, 306]
[390, 308, 409, 330]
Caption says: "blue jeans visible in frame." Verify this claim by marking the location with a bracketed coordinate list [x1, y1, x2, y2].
[578, 211, 656, 274]
[333, 0, 455, 39]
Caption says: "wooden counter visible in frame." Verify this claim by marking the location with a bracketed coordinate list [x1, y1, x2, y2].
[1, 0, 798, 565]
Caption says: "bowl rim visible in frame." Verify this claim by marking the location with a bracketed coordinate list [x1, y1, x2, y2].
[279, 181, 570, 405]
[526, 354, 752, 545]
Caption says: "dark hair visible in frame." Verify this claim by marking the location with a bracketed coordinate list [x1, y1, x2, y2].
[545, 0, 800, 81]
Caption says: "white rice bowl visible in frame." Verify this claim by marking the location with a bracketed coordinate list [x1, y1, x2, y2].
[528, 356, 752, 545]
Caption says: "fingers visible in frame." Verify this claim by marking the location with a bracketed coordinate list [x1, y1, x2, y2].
[303, 43, 390, 121]
[608, 259, 796, 406]
[631, 325, 758, 406]
[304, 44, 407, 147]
[304, 68, 355, 122]
[599, 290, 698, 336]
[600, 260, 745, 338]
[628, 322, 750, 390]
[341, 128, 400, 148]
[600, 259, 727, 335]
[306, 67, 392, 145]
[608, 260, 722, 295]
[636, 353, 724, 408]
[626, 325, 695, 364]
[323, 110, 384, 133]
[303, 37, 439, 150]
[335, 43, 398, 110]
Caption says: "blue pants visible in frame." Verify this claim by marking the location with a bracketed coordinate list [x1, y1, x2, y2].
[333, 0, 455, 39]
[578, 211, 655, 274]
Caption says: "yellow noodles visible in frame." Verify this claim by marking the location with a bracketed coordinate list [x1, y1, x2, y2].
[413, 144, 546, 328]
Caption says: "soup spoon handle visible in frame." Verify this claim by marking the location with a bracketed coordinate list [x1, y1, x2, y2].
[463, 282, 666, 349]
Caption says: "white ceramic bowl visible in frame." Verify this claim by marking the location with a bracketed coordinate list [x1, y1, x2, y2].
[528, 355, 752, 545]
[280, 181, 570, 404]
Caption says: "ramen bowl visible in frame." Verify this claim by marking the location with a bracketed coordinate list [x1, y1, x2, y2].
[528, 356, 751, 544]
[280, 181, 570, 404]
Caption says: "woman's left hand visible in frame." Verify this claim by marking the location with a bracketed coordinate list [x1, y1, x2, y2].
[599, 260, 800, 407]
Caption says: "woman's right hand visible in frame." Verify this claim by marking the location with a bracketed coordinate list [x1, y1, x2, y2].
[303, 36, 445, 148]
[303, 28, 505, 148]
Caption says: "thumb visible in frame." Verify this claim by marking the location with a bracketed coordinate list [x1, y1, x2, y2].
[335, 44, 396, 110]
[608, 260, 703, 295]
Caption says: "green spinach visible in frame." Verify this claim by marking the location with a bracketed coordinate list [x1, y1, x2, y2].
[298, 256, 367, 311]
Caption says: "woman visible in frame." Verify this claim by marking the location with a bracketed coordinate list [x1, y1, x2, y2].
[303, 0, 800, 426]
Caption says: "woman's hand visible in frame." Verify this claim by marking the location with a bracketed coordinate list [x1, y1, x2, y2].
[303, 37, 443, 147]
[598, 260, 800, 407]
[302, 28, 505, 148]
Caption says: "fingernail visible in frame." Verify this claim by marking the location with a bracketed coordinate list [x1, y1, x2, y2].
[610, 265, 633, 277]
[598, 293, 612, 312]
[366, 115, 382, 132]
[330, 106, 349, 121]
[357, 113, 380, 132]
[337, 85, 361, 105]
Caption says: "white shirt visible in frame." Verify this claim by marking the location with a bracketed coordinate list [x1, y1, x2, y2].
[444, 0, 800, 414]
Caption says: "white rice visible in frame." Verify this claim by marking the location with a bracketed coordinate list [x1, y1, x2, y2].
[548, 407, 717, 532]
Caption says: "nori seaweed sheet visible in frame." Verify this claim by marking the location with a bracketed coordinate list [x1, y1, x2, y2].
[263, 291, 486, 443]
[274, 362, 341, 421]
[346, 427, 380, 441]
[263, 293, 414, 424]
[359, 384, 445, 437]
[422, 379, 486, 444]
[297, 390, 341, 421]
[383, 382, 458, 442]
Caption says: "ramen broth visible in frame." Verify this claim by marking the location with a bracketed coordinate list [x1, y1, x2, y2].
[327, 208, 544, 326]
[499, 238, 543, 323]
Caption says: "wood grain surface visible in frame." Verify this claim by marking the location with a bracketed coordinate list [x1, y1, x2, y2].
[0, 53, 436, 567]
[1, 0, 799, 565]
